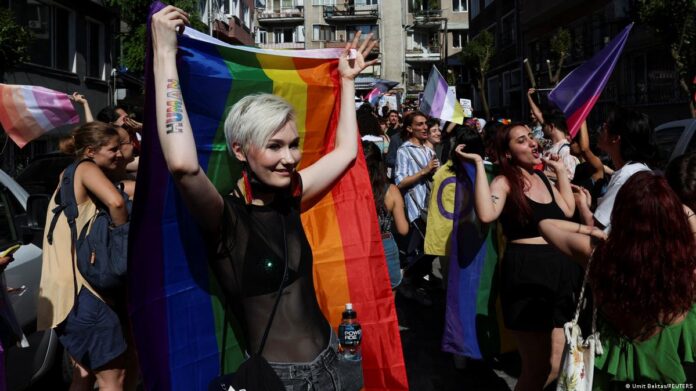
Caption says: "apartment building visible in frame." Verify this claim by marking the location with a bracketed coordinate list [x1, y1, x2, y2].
[404, 0, 469, 95]
[209, 0, 256, 45]
[250, 1, 467, 94]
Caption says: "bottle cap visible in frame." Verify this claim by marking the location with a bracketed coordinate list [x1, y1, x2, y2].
[345, 303, 353, 310]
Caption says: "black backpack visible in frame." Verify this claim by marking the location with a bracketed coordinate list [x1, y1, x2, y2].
[47, 159, 130, 296]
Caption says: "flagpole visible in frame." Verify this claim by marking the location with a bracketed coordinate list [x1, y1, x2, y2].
[534, 88, 554, 92]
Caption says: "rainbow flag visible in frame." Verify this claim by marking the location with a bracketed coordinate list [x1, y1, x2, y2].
[441, 162, 511, 359]
[419, 66, 464, 125]
[549, 23, 633, 138]
[129, 3, 407, 390]
[0, 84, 79, 148]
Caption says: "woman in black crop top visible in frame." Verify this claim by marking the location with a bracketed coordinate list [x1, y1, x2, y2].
[455, 123, 581, 391]
[152, 7, 376, 390]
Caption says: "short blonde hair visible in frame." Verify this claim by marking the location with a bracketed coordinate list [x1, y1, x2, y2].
[223, 94, 295, 154]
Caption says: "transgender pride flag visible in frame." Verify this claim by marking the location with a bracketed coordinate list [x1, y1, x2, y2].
[0, 84, 79, 148]
[549, 23, 633, 138]
[420, 66, 465, 125]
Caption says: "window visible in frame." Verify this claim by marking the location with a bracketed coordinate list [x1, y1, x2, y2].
[274, 28, 295, 43]
[86, 20, 104, 79]
[347, 25, 378, 40]
[470, 0, 479, 18]
[408, 68, 425, 85]
[500, 11, 515, 47]
[312, 0, 335, 5]
[296, 25, 305, 42]
[242, 2, 250, 27]
[22, 0, 74, 71]
[256, 28, 268, 44]
[451, 31, 465, 48]
[356, 0, 378, 5]
[487, 75, 500, 109]
[452, 0, 467, 12]
[313, 24, 335, 41]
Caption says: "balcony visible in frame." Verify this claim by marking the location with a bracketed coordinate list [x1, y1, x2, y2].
[323, 5, 378, 22]
[405, 45, 442, 62]
[411, 9, 444, 29]
[258, 42, 305, 49]
[257, 7, 304, 25]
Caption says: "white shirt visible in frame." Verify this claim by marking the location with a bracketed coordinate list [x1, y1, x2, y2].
[545, 140, 579, 181]
[594, 162, 651, 231]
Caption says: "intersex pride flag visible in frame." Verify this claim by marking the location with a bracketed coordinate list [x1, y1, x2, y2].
[129, 2, 407, 390]
[549, 23, 633, 138]
[0, 84, 79, 148]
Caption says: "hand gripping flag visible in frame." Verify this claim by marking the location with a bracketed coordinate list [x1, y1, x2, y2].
[419, 66, 465, 125]
[129, 2, 408, 390]
[0, 84, 79, 148]
[549, 23, 633, 138]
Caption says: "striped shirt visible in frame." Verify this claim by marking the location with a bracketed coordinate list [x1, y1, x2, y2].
[395, 141, 435, 222]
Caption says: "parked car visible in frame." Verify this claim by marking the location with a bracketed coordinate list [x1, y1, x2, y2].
[653, 119, 696, 169]
[0, 169, 60, 390]
[15, 153, 73, 196]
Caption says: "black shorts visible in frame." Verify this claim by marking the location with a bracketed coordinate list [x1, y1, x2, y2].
[56, 288, 127, 370]
[500, 243, 583, 331]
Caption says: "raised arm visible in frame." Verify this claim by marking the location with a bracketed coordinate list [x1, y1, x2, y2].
[578, 121, 604, 181]
[151, 6, 223, 233]
[71, 92, 94, 123]
[299, 32, 378, 210]
[538, 219, 606, 266]
[542, 155, 575, 217]
[527, 88, 544, 125]
[454, 145, 508, 223]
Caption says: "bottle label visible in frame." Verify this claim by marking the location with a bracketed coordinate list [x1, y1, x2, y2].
[338, 323, 362, 347]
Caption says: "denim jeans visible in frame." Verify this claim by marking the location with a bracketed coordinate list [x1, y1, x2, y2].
[268, 331, 363, 391]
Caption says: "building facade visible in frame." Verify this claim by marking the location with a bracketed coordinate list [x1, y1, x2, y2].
[208, 0, 256, 45]
[468, 0, 689, 124]
[251, 0, 467, 95]
[1, 0, 128, 174]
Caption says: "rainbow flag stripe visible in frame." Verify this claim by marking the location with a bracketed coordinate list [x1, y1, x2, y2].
[0, 84, 79, 148]
[129, 3, 407, 390]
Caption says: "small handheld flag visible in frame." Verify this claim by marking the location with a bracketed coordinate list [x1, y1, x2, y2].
[420, 66, 465, 125]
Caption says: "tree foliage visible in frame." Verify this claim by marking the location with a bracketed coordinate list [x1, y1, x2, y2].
[549, 27, 571, 85]
[638, 0, 696, 117]
[109, 0, 207, 75]
[0, 8, 32, 75]
[461, 30, 495, 119]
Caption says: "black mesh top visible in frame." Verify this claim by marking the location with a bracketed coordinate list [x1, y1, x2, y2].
[207, 189, 330, 362]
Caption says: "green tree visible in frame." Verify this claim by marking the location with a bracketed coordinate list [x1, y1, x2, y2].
[548, 27, 571, 85]
[0, 8, 32, 77]
[109, 0, 207, 75]
[460, 30, 494, 119]
[638, 0, 696, 117]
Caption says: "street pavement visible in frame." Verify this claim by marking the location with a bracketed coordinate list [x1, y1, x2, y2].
[396, 280, 519, 390]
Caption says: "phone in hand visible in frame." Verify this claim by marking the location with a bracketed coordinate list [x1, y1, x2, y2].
[0, 243, 21, 258]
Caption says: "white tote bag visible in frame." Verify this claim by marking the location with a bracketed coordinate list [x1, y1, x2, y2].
[556, 254, 603, 391]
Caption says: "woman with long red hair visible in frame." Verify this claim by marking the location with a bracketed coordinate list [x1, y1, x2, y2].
[455, 123, 578, 390]
[540, 171, 696, 388]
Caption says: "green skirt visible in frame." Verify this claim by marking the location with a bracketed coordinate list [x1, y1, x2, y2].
[593, 304, 696, 390]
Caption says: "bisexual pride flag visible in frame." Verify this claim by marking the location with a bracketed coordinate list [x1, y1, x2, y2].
[129, 2, 407, 390]
[0, 84, 79, 148]
[440, 162, 514, 359]
[420, 66, 465, 125]
[549, 23, 633, 138]
[366, 79, 399, 105]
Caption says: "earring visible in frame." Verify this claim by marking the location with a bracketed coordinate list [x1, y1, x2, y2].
[241, 165, 253, 204]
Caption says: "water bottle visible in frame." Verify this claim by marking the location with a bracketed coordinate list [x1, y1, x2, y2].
[338, 303, 362, 361]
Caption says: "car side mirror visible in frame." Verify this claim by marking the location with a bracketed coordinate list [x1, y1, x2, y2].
[26, 194, 49, 230]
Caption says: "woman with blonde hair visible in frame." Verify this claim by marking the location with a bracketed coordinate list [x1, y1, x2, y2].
[151, 6, 377, 389]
